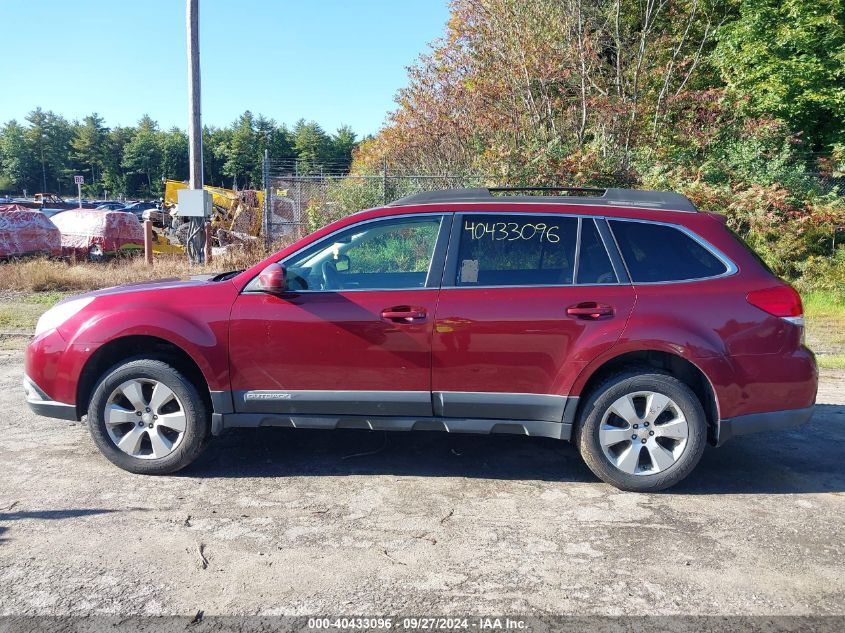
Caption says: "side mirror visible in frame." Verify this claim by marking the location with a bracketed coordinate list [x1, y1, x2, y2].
[257, 263, 286, 294]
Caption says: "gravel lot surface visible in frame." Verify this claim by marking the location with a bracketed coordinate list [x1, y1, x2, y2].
[0, 347, 843, 617]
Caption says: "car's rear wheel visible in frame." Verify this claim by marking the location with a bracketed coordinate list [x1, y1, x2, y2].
[87, 358, 209, 474]
[88, 244, 104, 262]
[575, 370, 707, 492]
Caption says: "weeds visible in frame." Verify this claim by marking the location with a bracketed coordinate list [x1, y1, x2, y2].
[0, 238, 293, 293]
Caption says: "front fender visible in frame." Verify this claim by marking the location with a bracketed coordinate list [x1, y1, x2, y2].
[67, 307, 228, 392]
[57, 280, 238, 396]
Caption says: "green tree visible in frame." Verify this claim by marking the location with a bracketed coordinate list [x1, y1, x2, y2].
[159, 127, 189, 182]
[26, 108, 51, 192]
[0, 110, 357, 196]
[329, 125, 357, 167]
[71, 113, 109, 192]
[0, 120, 37, 193]
[26, 108, 73, 193]
[253, 115, 294, 184]
[102, 126, 134, 198]
[202, 126, 228, 187]
[714, 0, 845, 150]
[220, 111, 258, 188]
[122, 115, 162, 196]
[293, 119, 330, 174]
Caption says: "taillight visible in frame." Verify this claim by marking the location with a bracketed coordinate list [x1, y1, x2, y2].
[746, 285, 804, 326]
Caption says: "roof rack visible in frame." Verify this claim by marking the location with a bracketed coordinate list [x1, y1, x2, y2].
[387, 187, 698, 212]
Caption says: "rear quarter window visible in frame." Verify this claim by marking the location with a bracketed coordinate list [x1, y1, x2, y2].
[609, 220, 728, 283]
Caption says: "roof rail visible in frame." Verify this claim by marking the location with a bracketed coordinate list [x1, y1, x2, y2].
[387, 187, 698, 212]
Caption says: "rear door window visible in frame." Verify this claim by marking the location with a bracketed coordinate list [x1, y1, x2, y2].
[609, 220, 728, 282]
[455, 215, 578, 286]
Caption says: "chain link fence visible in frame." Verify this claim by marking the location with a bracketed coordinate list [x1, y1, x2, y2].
[260, 158, 639, 243]
[260, 155, 843, 244]
[261, 171, 494, 243]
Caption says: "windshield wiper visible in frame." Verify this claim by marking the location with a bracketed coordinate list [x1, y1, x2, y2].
[210, 270, 243, 282]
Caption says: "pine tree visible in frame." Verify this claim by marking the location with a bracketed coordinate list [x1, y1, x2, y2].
[71, 113, 108, 191]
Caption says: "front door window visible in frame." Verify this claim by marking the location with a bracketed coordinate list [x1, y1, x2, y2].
[282, 216, 443, 291]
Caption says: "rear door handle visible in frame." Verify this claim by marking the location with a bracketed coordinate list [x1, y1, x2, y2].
[381, 306, 428, 322]
[566, 302, 614, 320]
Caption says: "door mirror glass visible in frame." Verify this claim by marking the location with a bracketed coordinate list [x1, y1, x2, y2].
[257, 263, 286, 294]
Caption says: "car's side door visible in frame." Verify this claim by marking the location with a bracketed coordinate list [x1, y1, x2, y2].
[431, 212, 636, 424]
[228, 213, 451, 417]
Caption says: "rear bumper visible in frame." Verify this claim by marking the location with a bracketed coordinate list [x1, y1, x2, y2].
[23, 375, 79, 422]
[715, 406, 814, 446]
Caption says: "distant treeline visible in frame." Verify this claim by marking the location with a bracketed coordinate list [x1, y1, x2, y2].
[0, 109, 358, 198]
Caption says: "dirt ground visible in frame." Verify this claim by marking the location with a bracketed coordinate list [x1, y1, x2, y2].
[0, 346, 843, 617]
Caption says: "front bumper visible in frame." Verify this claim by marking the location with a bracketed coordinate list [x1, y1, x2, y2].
[23, 375, 79, 421]
[715, 406, 814, 446]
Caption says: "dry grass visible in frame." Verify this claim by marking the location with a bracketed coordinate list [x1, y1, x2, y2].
[0, 239, 292, 293]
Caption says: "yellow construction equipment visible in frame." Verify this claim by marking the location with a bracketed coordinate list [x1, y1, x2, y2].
[163, 180, 265, 237]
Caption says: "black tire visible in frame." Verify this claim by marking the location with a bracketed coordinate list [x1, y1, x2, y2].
[87, 357, 210, 475]
[575, 369, 707, 492]
[88, 244, 105, 263]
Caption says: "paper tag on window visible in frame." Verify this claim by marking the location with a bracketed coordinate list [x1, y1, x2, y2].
[460, 259, 479, 283]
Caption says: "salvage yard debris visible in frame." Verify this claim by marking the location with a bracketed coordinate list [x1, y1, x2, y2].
[0, 204, 62, 260]
[51, 209, 144, 260]
[164, 179, 265, 238]
[0, 179, 277, 267]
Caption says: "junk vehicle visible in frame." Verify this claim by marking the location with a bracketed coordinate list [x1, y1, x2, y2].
[0, 204, 61, 259]
[51, 208, 144, 261]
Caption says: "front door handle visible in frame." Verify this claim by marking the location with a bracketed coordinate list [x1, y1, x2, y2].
[566, 302, 614, 320]
[381, 306, 428, 322]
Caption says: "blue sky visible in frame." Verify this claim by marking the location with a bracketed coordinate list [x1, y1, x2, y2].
[0, 0, 450, 137]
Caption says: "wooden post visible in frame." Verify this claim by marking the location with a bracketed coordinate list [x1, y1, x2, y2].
[143, 220, 153, 267]
[204, 221, 212, 264]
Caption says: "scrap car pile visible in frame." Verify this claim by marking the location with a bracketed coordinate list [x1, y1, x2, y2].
[50, 209, 145, 261]
[0, 205, 62, 260]
[162, 179, 266, 249]
[0, 180, 264, 261]
[0, 180, 267, 262]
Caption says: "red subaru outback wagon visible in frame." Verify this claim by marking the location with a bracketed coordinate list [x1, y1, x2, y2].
[24, 187, 817, 491]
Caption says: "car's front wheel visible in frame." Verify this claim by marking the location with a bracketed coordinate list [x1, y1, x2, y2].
[575, 370, 707, 492]
[87, 358, 209, 474]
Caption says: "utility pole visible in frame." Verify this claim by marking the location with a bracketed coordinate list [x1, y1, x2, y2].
[186, 0, 206, 263]
[263, 148, 270, 248]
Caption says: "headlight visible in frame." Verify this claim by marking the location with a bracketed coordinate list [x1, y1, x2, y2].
[34, 297, 95, 337]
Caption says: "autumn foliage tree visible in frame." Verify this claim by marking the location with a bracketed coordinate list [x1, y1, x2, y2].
[355, 0, 728, 181]
[351, 0, 845, 290]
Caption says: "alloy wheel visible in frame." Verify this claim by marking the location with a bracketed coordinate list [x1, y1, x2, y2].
[598, 390, 689, 476]
[104, 378, 187, 459]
